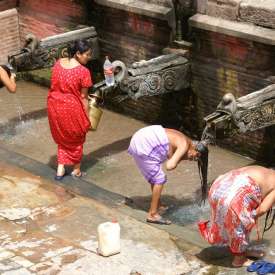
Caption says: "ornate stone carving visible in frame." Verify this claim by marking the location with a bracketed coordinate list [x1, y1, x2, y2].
[203, 84, 275, 141]
[8, 27, 99, 72]
[94, 53, 190, 100]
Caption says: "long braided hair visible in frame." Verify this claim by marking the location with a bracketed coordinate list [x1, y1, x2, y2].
[195, 141, 209, 203]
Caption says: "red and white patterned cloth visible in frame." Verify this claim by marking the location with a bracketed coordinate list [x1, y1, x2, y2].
[198, 169, 262, 254]
[47, 60, 92, 165]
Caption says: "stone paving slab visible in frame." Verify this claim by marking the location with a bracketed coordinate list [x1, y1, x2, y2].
[0, 81, 274, 274]
[0, 161, 198, 274]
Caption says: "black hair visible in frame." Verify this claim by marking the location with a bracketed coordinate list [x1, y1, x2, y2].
[263, 208, 275, 237]
[67, 39, 91, 59]
[195, 141, 209, 204]
[0, 65, 11, 88]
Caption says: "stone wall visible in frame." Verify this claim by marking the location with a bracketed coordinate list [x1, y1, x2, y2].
[18, 0, 87, 43]
[89, 1, 172, 64]
[0, 0, 16, 12]
[0, 8, 20, 64]
[189, 6, 275, 161]
[86, 2, 196, 130]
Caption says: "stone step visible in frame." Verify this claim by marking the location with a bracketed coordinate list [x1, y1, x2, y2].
[94, 0, 173, 20]
[189, 14, 275, 45]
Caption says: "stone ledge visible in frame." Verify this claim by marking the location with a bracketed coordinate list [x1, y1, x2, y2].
[94, 0, 173, 21]
[0, 8, 17, 19]
[239, 0, 275, 29]
[189, 14, 275, 45]
[41, 27, 97, 47]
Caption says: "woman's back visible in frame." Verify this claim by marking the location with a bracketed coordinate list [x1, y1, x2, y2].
[238, 165, 275, 196]
[49, 58, 90, 97]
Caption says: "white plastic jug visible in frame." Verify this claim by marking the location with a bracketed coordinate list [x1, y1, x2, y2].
[97, 221, 120, 256]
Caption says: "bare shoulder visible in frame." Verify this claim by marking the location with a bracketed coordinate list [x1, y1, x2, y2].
[240, 165, 275, 188]
[165, 128, 191, 146]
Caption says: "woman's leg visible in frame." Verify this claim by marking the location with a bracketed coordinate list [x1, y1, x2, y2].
[232, 253, 253, 267]
[230, 224, 252, 267]
[148, 184, 164, 219]
[56, 163, 65, 176]
[72, 163, 81, 176]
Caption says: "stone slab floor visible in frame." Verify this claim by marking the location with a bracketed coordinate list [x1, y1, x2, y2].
[0, 81, 274, 274]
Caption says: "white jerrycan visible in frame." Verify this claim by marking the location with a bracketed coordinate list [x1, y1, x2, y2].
[97, 221, 121, 256]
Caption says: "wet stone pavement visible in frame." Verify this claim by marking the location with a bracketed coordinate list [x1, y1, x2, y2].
[0, 161, 197, 274]
[0, 81, 274, 274]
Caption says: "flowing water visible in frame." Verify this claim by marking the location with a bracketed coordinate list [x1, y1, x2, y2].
[165, 201, 211, 226]
[13, 96, 25, 122]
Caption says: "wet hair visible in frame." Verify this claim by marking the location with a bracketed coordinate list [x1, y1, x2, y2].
[67, 39, 91, 59]
[263, 208, 275, 236]
[195, 141, 209, 204]
[0, 65, 11, 88]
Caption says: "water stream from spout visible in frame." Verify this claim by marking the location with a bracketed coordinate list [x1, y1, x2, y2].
[201, 124, 216, 144]
[13, 96, 25, 123]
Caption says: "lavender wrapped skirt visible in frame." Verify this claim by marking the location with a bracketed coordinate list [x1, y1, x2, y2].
[128, 125, 169, 185]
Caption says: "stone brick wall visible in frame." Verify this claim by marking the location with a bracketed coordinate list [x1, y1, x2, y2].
[18, 0, 87, 43]
[0, 8, 20, 64]
[89, 3, 171, 65]
[0, 0, 16, 12]
[191, 28, 275, 160]
[88, 3, 188, 131]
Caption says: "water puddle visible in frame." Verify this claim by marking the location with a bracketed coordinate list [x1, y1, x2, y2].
[165, 201, 211, 226]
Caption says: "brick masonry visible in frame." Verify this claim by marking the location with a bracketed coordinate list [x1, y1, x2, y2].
[0, 0, 16, 12]
[18, 0, 87, 43]
[191, 29, 275, 161]
[0, 8, 20, 64]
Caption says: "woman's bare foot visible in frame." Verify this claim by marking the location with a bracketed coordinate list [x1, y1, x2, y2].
[246, 249, 265, 258]
[146, 213, 172, 225]
[232, 255, 253, 267]
[56, 164, 65, 176]
[72, 163, 81, 176]
[158, 205, 169, 215]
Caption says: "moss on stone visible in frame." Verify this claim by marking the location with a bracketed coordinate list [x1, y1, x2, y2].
[19, 68, 51, 88]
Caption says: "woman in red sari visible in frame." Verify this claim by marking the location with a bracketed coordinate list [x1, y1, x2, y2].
[47, 39, 92, 180]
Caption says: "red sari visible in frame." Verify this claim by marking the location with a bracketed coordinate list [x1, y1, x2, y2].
[47, 60, 92, 165]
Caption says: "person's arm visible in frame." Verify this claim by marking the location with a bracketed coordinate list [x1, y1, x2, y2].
[80, 87, 89, 115]
[0, 68, 16, 93]
[166, 138, 188, 170]
[255, 189, 275, 218]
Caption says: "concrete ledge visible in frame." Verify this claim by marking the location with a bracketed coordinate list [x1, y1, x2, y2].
[189, 14, 275, 45]
[0, 8, 17, 19]
[94, 0, 173, 21]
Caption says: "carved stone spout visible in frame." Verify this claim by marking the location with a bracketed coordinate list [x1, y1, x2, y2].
[93, 53, 190, 101]
[8, 27, 99, 72]
[203, 84, 275, 141]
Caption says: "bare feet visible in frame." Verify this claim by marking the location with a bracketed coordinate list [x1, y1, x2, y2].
[146, 214, 172, 225]
[232, 255, 253, 267]
[158, 205, 169, 215]
[56, 164, 65, 176]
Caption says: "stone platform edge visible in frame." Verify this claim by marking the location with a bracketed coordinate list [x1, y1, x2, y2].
[189, 14, 275, 45]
